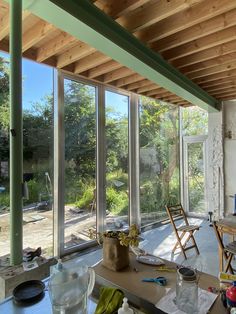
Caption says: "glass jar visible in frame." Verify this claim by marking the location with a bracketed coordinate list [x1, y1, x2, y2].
[176, 267, 198, 313]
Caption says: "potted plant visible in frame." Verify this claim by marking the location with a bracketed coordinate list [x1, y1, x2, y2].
[89, 224, 139, 271]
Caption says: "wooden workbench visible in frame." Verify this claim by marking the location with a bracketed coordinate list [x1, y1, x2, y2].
[93, 253, 226, 314]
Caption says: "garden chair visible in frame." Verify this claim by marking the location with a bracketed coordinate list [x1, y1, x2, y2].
[165, 204, 200, 259]
[212, 221, 236, 274]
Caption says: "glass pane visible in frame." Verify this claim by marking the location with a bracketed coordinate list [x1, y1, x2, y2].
[187, 142, 205, 213]
[105, 91, 129, 231]
[64, 79, 96, 249]
[0, 53, 10, 257]
[139, 97, 180, 226]
[22, 60, 54, 257]
[182, 106, 208, 136]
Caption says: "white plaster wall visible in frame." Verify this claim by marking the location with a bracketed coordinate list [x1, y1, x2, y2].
[207, 110, 224, 219]
[223, 100, 236, 214]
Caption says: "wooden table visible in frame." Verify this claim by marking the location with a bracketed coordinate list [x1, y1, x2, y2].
[216, 216, 236, 272]
[93, 253, 226, 313]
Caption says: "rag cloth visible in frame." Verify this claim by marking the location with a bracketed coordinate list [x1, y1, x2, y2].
[95, 286, 124, 314]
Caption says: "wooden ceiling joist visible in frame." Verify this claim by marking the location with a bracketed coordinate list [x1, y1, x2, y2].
[152, 8, 236, 52]
[125, 79, 152, 91]
[57, 42, 96, 68]
[205, 82, 236, 93]
[137, 83, 159, 94]
[21, 0, 217, 111]
[200, 76, 236, 89]
[102, 67, 134, 83]
[3, 0, 236, 106]
[181, 52, 236, 75]
[194, 68, 236, 84]
[172, 40, 236, 68]
[163, 26, 236, 62]
[36, 32, 77, 62]
[87, 60, 122, 79]
[188, 60, 236, 80]
[22, 20, 55, 52]
[94, 0, 150, 19]
[136, 0, 236, 43]
[116, 0, 203, 33]
[74, 51, 110, 74]
[114, 74, 144, 88]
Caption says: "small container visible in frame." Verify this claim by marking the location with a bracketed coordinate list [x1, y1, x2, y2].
[118, 297, 134, 314]
[226, 281, 236, 308]
[176, 267, 198, 313]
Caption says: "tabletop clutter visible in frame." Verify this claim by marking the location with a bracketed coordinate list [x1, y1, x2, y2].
[7, 253, 236, 314]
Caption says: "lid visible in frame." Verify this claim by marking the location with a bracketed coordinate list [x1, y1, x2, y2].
[13, 280, 45, 304]
[226, 281, 236, 302]
[177, 267, 197, 281]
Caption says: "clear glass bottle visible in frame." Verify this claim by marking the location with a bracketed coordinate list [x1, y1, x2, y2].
[176, 267, 198, 313]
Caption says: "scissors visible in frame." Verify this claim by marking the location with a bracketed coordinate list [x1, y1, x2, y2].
[142, 276, 167, 286]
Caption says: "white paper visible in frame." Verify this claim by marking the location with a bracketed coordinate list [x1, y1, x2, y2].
[155, 288, 218, 314]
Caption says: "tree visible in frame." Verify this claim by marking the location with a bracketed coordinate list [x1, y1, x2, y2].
[0, 56, 10, 165]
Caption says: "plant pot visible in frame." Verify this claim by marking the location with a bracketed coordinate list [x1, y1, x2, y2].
[102, 237, 129, 271]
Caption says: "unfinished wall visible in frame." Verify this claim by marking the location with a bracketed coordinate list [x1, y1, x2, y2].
[207, 110, 224, 219]
[223, 100, 236, 214]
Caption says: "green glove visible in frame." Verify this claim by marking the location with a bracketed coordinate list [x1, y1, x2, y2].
[95, 287, 124, 314]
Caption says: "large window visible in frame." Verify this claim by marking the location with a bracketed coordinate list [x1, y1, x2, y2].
[105, 90, 129, 230]
[139, 97, 180, 225]
[0, 54, 10, 257]
[63, 79, 96, 249]
[0, 53, 54, 257]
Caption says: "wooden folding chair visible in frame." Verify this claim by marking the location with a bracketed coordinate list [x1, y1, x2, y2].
[165, 204, 200, 259]
[212, 221, 235, 274]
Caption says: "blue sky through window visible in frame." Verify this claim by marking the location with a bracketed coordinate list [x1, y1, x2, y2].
[0, 51, 128, 113]
[0, 51, 53, 110]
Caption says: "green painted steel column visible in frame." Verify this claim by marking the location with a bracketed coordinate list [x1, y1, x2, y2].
[10, 0, 23, 265]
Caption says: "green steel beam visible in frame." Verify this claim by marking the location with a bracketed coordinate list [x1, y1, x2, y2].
[10, 0, 23, 265]
[21, 0, 219, 112]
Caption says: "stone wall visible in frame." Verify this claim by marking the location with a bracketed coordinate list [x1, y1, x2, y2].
[223, 100, 236, 215]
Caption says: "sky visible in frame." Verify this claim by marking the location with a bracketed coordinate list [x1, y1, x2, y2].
[0, 51, 53, 110]
[0, 51, 127, 114]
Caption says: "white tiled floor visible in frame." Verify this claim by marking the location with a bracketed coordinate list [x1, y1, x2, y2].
[67, 218, 221, 277]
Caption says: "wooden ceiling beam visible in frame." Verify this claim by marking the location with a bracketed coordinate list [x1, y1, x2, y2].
[74, 51, 110, 74]
[205, 82, 236, 93]
[137, 83, 159, 93]
[87, 60, 122, 78]
[57, 42, 96, 68]
[152, 9, 236, 53]
[163, 26, 236, 61]
[0, 11, 9, 40]
[146, 88, 169, 97]
[36, 32, 77, 62]
[172, 40, 236, 68]
[22, 20, 55, 52]
[0, 10, 30, 41]
[194, 68, 236, 85]
[188, 60, 236, 80]
[181, 52, 236, 74]
[116, 0, 203, 33]
[212, 91, 236, 99]
[209, 86, 236, 96]
[136, 0, 236, 43]
[114, 74, 144, 88]
[200, 76, 236, 89]
[103, 67, 134, 83]
[94, 0, 149, 19]
[125, 79, 151, 91]
[218, 95, 236, 101]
